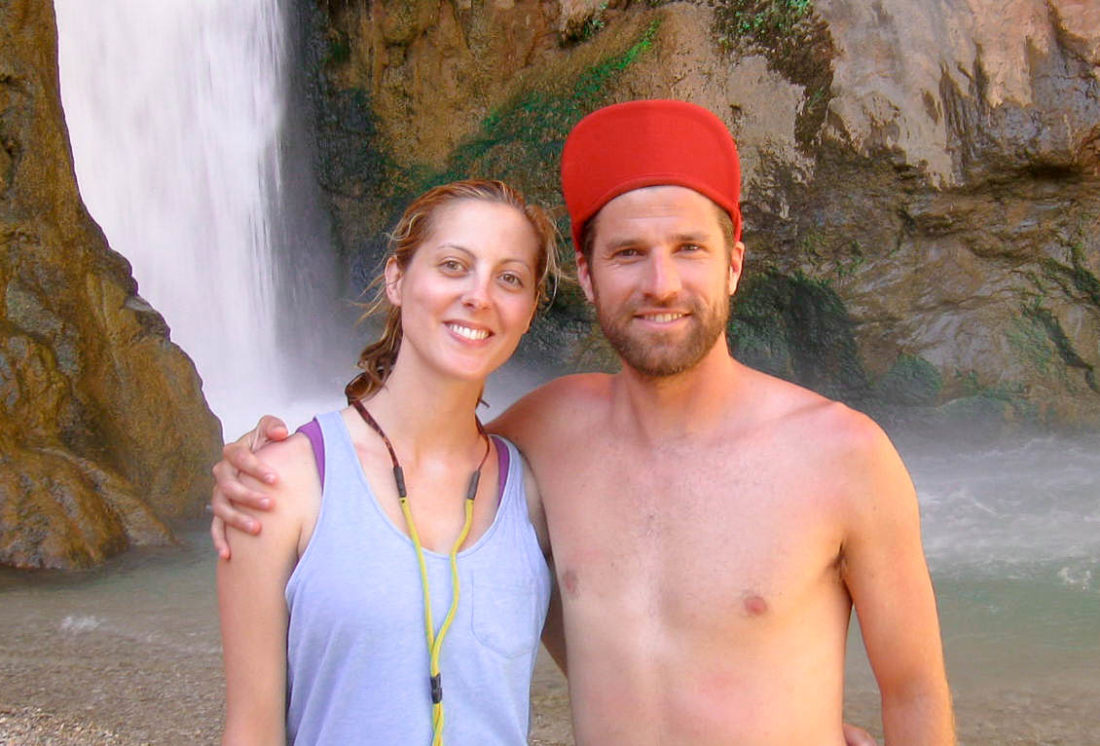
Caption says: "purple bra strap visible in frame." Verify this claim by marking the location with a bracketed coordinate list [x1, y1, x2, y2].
[297, 419, 325, 488]
[299, 418, 508, 504]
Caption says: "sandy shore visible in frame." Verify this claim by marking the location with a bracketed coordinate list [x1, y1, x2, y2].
[4, 646, 1100, 745]
[0, 647, 571, 746]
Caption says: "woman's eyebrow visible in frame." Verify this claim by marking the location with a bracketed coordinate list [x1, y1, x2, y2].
[433, 243, 475, 256]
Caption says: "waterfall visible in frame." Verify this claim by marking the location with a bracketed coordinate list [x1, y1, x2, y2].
[55, 0, 340, 437]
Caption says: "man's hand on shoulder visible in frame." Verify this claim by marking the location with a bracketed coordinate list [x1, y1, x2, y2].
[210, 415, 290, 559]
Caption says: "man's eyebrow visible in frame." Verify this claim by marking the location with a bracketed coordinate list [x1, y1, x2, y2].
[672, 231, 715, 245]
[602, 231, 715, 251]
[602, 236, 643, 252]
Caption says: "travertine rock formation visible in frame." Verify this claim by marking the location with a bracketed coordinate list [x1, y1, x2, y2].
[310, 0, 1100, 424]
[0, 0, 223, 569]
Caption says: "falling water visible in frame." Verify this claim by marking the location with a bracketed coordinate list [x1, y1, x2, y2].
[54, 0, 338, 436]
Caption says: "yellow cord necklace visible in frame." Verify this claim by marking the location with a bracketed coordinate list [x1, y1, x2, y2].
[351, 399, 490, 746]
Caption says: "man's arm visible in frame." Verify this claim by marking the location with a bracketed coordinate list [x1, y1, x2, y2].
[210, 415, 290, 558]
[841, 417, 954, 745]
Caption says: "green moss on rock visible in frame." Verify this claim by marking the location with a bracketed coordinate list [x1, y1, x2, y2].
[395, 17, 662, 208]
[873, 354, 943, 406]
[729, 268, 868, 401]
[711, 0, 836, 148]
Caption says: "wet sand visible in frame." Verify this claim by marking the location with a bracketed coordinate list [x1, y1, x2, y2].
[1, 522, 1098, 745]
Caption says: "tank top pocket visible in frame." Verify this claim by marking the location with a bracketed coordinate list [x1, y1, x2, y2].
[470, 576, 541, 659]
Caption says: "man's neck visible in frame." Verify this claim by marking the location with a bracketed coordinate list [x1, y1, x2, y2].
[608, 339, 747, 446]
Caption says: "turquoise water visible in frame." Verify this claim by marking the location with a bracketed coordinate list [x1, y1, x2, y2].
[909, 431, 1100, 688]
[841, 430, 1100, 743]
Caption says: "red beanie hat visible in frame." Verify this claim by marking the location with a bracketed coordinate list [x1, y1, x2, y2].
[560, 99, 742, 252]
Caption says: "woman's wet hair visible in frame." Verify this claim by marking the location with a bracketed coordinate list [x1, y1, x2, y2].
[345, 179, 561, 403]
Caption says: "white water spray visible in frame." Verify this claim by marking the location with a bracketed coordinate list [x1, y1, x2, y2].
[55, 0, 315, 436]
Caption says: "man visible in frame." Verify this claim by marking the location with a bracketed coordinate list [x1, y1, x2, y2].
[212, 100, 953, 744]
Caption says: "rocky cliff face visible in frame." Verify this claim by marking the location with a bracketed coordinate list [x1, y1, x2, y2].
[0, 0, 224, 569]
[310, 0, 1100, 425]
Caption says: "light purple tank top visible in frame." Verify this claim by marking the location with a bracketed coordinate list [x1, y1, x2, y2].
[284, 410, 550, 745]
[297, 417, 510, 503]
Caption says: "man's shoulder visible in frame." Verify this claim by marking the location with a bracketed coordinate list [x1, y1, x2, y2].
[509, 371, 612, 415]
[489, 372, 612, 441]
[747, 368, 888, 455]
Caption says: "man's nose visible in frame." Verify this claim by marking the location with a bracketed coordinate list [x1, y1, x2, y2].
[643, 252, 682, 299]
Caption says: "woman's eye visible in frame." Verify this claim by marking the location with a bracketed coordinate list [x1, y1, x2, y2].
[440, 259, 465, 273]
[500, 272, 525, 288]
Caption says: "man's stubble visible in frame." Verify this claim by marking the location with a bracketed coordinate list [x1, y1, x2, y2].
[591, 281, 731, 378]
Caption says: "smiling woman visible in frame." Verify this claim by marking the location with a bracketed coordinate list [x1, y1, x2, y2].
[381, 199, 549, 387]
[346, 181, 559, 402]
[216, 180, 562, 746]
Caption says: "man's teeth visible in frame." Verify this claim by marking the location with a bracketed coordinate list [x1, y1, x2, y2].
[645, 313, 685, 323]
[449, 323, 489, 340]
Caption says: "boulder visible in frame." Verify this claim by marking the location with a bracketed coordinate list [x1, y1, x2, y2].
[0, 0, 223, 569]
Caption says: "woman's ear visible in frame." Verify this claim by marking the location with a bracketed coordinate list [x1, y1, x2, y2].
[384, 256, 403, 306]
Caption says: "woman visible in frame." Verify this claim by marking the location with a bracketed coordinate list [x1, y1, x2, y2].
[218, 180, 561, 745]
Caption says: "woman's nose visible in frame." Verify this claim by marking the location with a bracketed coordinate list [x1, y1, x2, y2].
[461, 275, 491, 309]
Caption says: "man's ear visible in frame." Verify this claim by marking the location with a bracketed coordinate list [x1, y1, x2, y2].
[384, 256, 403, 306]
[728, 241, 745, 296]
[576, 250, 596, 304]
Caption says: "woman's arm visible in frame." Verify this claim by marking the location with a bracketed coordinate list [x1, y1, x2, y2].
[218, 436, 317, 745]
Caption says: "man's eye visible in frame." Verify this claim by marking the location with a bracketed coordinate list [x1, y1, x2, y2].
[613, 248, 641, 259]
[680, 243, 703, 253]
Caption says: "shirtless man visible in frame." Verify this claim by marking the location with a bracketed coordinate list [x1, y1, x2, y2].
[212, 100, 953, 744]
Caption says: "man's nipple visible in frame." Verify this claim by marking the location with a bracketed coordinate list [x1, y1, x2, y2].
[740, 591, 768, 617]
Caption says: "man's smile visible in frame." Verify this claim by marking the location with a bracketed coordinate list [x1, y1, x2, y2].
[635, 311, 689, 324]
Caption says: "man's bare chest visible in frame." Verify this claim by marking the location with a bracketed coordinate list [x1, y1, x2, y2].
[535, 442, 846, 623]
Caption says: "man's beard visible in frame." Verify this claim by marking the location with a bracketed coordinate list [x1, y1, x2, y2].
[593, 290, 730, 378]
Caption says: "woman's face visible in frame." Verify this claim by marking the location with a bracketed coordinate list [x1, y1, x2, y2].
[386, 199, 541, 385]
